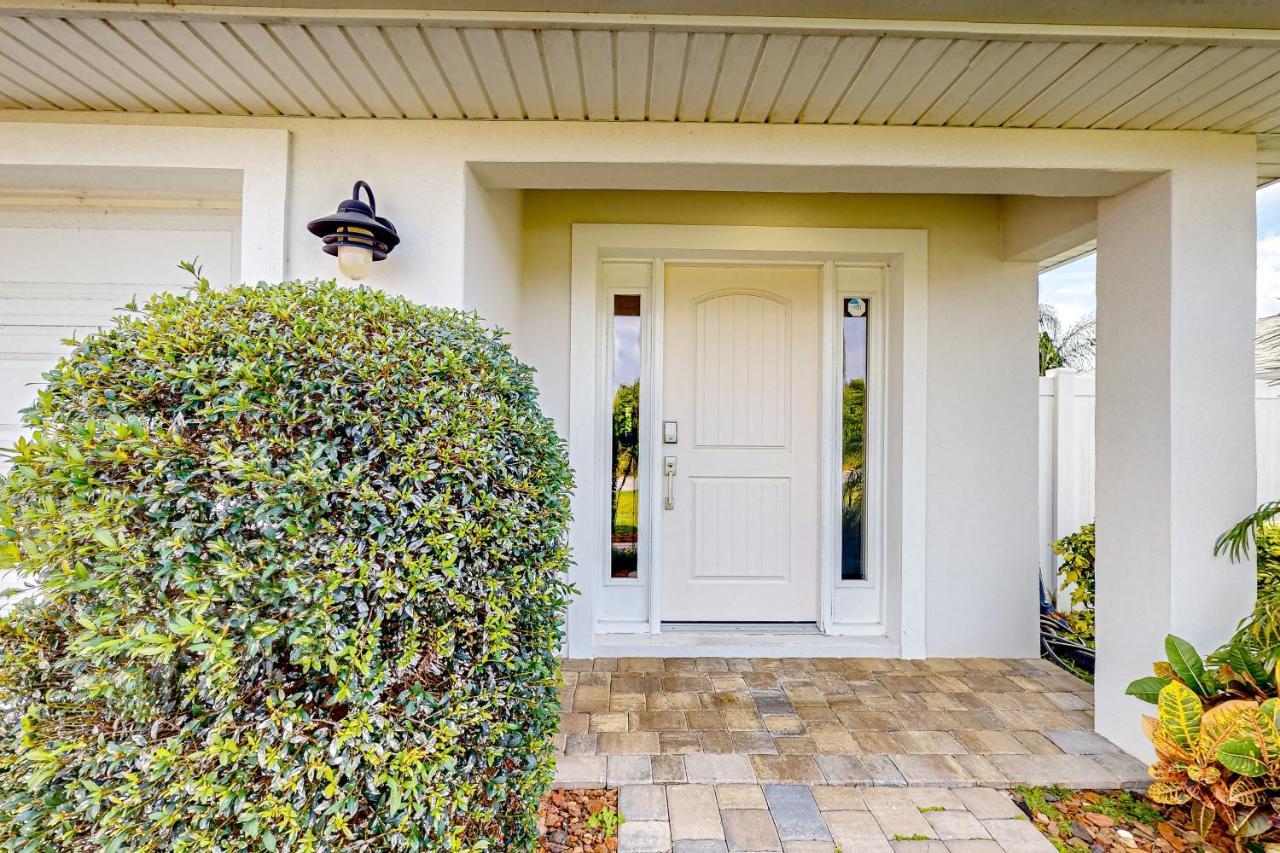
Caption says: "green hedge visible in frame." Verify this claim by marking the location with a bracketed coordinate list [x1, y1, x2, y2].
[0, 277, 573, 850]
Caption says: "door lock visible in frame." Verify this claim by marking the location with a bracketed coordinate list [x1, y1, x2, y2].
[663, 420, 679, 444]
[663, 456, 677, 510]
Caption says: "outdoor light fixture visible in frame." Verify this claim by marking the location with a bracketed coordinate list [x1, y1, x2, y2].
[307, 180, 399, 280]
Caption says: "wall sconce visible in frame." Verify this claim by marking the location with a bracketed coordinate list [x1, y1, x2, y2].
[307, 180, 399, 280]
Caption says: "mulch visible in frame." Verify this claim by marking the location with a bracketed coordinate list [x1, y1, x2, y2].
[539, 788, 619, 853]
[1013, 788, 1245, 852]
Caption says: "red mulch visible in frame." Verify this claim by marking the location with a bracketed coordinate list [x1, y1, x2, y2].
[539, 788, 619, 853]
[1013, 788, 1244, 852]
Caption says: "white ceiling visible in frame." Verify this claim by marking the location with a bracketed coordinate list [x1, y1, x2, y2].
[1, 7, 1280, 136]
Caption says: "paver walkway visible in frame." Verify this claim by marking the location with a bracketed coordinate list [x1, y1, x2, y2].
[551, 657, 1148, 852]
[614, 784, 1053, 853]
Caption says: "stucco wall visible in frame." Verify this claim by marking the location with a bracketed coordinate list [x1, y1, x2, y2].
[521, 190, 1040, 657]
[0, 112, 1059, 658]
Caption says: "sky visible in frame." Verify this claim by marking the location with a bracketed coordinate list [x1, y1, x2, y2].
[1039, 183, 1280, 326]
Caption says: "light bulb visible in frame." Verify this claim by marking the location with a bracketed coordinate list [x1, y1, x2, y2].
[337, 244, 373, 280]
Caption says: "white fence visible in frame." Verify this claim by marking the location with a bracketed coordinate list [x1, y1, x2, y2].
[1038, 370, 1280, 607]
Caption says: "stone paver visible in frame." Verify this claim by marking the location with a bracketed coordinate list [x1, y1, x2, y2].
[686, 754, 757, 784]
[562, 658, 1144, 852]
[722, 809, 782, 852]
[763, 786, 831, 842]
[610, 755, 655, 786]
[623, 784, 671, 821]
[612, 782, 1064, 852]
[619, 820, 673, 853]
[669, 785, 726, 841]
[717, 784, 767, 810]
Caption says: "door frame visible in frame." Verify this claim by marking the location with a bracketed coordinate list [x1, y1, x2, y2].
[567, 224, 928, 658]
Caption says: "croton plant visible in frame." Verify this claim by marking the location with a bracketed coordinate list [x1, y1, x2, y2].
[1128, 634, 1280, 845]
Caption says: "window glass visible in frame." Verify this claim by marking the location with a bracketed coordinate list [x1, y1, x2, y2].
[611, 294, 642, 579]
[841, 297, 869, 581]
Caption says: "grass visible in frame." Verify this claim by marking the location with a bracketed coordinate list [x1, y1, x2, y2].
[1083, 791, 1162, 825]
[612, 489, 638, 536]
[917, 805, 945, 813]
[891, 834, 931, 842]
[1054, 656, 1095, 685]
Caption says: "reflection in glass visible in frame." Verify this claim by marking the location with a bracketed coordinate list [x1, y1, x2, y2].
[841, 297, 868, 581]
[611, 294, 642, 579]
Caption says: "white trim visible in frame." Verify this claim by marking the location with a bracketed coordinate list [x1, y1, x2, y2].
[594, 630, 902, 659]
[818, 261, 837, 634]
[569, 223, 927, 658]
[0, 123, 288, 283]
[825, 267, 890, 634]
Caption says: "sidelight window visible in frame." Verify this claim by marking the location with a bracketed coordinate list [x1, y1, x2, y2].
[610, 294, 642, 579]
[840, 297, 869, 582]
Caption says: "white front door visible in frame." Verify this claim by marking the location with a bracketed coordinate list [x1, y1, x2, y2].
[660, 264, 822, 623]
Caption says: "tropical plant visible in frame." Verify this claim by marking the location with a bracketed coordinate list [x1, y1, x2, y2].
[0, 272, 573, 850]
[1127, 635, 1280, 842]
[1038, 304, 1096, 376]
[1213, 520, 1280, 662]
[1053, 522, 1095, 647]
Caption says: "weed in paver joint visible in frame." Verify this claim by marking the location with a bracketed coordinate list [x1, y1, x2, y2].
[892, 834, 932, 841]
[586, 807, 623, 838]
[917, 805, 945, 813]
[1015, 785, 1074, 853]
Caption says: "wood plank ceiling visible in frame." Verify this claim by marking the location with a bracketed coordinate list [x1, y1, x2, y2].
[2, 11, 1280, 135]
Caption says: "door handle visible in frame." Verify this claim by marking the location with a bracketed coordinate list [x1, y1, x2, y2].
[663, 456, 677, 510]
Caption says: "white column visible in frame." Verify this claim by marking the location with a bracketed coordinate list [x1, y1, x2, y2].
[1094, 166, 1257, 758]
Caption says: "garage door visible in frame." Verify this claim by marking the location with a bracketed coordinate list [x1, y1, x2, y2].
[0, 207, 240, 451]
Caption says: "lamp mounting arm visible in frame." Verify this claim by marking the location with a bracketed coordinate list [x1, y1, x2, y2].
[352, 180, 376, 215]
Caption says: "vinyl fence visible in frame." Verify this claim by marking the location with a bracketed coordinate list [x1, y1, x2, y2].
[1039, 369, 1280, 607]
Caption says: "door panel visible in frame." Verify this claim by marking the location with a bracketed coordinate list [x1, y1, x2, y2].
[661, 264, 821, 622]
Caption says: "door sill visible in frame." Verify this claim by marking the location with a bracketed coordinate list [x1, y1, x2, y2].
[593, 631, 900, 659]
[662, 621, 821, 635]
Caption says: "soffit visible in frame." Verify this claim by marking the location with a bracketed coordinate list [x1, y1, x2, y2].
[0, 4, 1279, 136]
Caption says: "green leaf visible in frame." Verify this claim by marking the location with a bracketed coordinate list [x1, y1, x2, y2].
[1157, 680, 1203, 751]
[1126, 676, 1172, 704]
[1165, 634, 1211, 696]
[1227, 640, 1274, 688]
[1219, 737, 1268, 777]
[91, 528, 118, 549]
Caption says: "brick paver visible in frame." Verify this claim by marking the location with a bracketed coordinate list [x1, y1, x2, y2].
[553, 657, 1141, 853]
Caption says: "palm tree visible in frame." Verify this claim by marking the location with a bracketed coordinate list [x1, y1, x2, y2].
[1039, 304, 1096, 375]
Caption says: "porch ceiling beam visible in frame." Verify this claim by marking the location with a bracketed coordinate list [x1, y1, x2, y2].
[5, 1, 1280, 46]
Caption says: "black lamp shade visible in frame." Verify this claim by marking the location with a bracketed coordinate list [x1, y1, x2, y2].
[307, 180, 400, 260]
